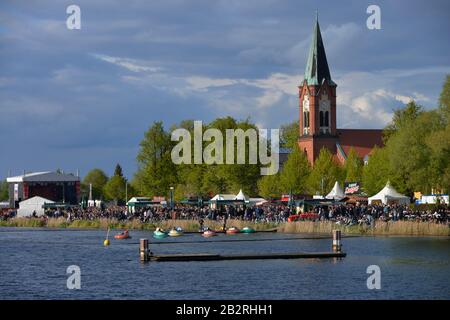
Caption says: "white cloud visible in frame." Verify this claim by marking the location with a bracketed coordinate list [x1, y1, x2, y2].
[186, 77, 239, 91]
[93, 54, 162, 73]
[103, 51, 445, 131]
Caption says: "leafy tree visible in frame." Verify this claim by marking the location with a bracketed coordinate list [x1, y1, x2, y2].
[383, 101, 423, 142]
[104, 175, 127, 204]
[279, 145, 310, 194]
[0, 180, 8, 201]
[280, 121, 299, 149]
[439, 74, 450, 122]
[362, 146, 392, 196]
[257, 174, 281, 199]
[307, 148, 342, 195]
[114, 163, 123, 177]
[222, 119, 262, 195]
[343, 147, 363, 182]
[82, 169, 108, 200]
[427, 76, 450, 193]
[385, 110, 442, 194]
[134, 121, 178, 197]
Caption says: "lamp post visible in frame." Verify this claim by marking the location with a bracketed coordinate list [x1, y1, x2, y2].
[170, 186, 174, 209]
[289, 188, 293, 208]
[125, 178, 128, 205]
[321, 177, 324, 197]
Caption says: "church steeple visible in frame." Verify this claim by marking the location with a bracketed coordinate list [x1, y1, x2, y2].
[304, 14, 336, 86]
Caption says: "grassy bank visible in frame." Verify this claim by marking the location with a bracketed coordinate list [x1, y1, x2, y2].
[0, 218, 448, 236]
[278, 220, 449, 236]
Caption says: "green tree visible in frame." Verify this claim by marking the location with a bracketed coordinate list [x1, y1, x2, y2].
[257, 174, 281, 199]
[280, 121, 299, 149]
[134, 121, 178, 197]
[104, 175, 127, 204]
[114, 163, 123, 177]
[383, 101, 423, 142]
[82, 169, 108, 200]
[343, 147, 363, 182]
[385, 110, 442, 194]
[0, 180, 8, 201]
[362, 146, 392, 196]
[307, 148, 342, 195]
[223, 119, 262, 196]
[427, 75, 450, 193]
[439, 74, 450, 121]
[279, 145, 310, 194]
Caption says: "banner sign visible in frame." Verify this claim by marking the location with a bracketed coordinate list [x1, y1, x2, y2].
[344, 182, 361, 195]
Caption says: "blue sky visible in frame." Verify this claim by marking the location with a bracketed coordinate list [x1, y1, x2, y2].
[1, 0, 449, 180]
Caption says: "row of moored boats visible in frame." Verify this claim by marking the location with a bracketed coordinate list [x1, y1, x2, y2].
[112, 226, 256, 240]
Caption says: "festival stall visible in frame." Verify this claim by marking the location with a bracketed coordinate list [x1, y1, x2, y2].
[368, 182, 410, 205]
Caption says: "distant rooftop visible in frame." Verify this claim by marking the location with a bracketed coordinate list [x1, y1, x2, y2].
[6, 171, 80, 183]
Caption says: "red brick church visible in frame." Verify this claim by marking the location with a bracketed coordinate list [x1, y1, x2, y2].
[298, 16, 383, 165]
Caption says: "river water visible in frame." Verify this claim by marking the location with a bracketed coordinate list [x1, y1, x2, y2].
[0, 228, 448, 299]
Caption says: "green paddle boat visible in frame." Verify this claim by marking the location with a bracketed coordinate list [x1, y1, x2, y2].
[153, 228, 168, 239]
[241, 227, 256, 233]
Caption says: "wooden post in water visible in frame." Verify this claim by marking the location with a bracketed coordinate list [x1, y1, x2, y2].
[332, 230, 342, 252]
[140, 238, 149, 262]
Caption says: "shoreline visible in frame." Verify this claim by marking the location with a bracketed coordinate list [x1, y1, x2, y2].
[0, 218, 448, 236]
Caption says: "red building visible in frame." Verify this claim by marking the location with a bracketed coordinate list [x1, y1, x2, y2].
[298, 16, 383, 165]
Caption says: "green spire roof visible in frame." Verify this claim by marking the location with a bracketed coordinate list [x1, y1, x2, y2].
[304, 15, 336, 86]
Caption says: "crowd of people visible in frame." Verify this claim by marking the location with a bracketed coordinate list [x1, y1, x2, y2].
[1, 202, 449, 226]
[315, 204, 449, 226]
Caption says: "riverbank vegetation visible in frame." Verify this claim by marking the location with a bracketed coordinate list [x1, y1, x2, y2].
[1, 218, 447, 236]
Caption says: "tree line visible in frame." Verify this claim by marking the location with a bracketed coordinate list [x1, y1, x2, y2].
[261, 75, 450, 198]
[1, 76, 448, 202]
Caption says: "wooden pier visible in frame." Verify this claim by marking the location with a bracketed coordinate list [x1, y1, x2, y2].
[149, 251, 346, 262]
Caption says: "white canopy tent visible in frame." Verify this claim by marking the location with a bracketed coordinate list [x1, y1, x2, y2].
[210, 194, 236, 201]
[368, 182, 410, 205]
[326, 181, 345, 200]
[18, 196, 54, 217]
[234, 189, 248, 201]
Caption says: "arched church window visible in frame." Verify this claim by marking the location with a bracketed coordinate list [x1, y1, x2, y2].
[325, 111, 329, 127]
[319, 111, 324, 127]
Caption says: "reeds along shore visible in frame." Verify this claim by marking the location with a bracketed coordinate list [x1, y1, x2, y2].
[0, 217, 448, 236]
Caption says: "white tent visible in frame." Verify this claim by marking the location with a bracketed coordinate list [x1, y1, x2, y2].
[234, 189, 248, 201]
[326, 181, 345, 200]
[210, 194, 236, 201]
[368, 182, 410, 205]
[18, 196, 54, 217]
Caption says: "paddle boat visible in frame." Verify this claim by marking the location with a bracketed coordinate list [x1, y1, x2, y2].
[226, 227, 240, 234]
[114, 230, 131, 239]
[202, 230, 217, 237]
[241, 226, 256, 233]
[153, 228, 168, 239]
[168, 227, 184, 237]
